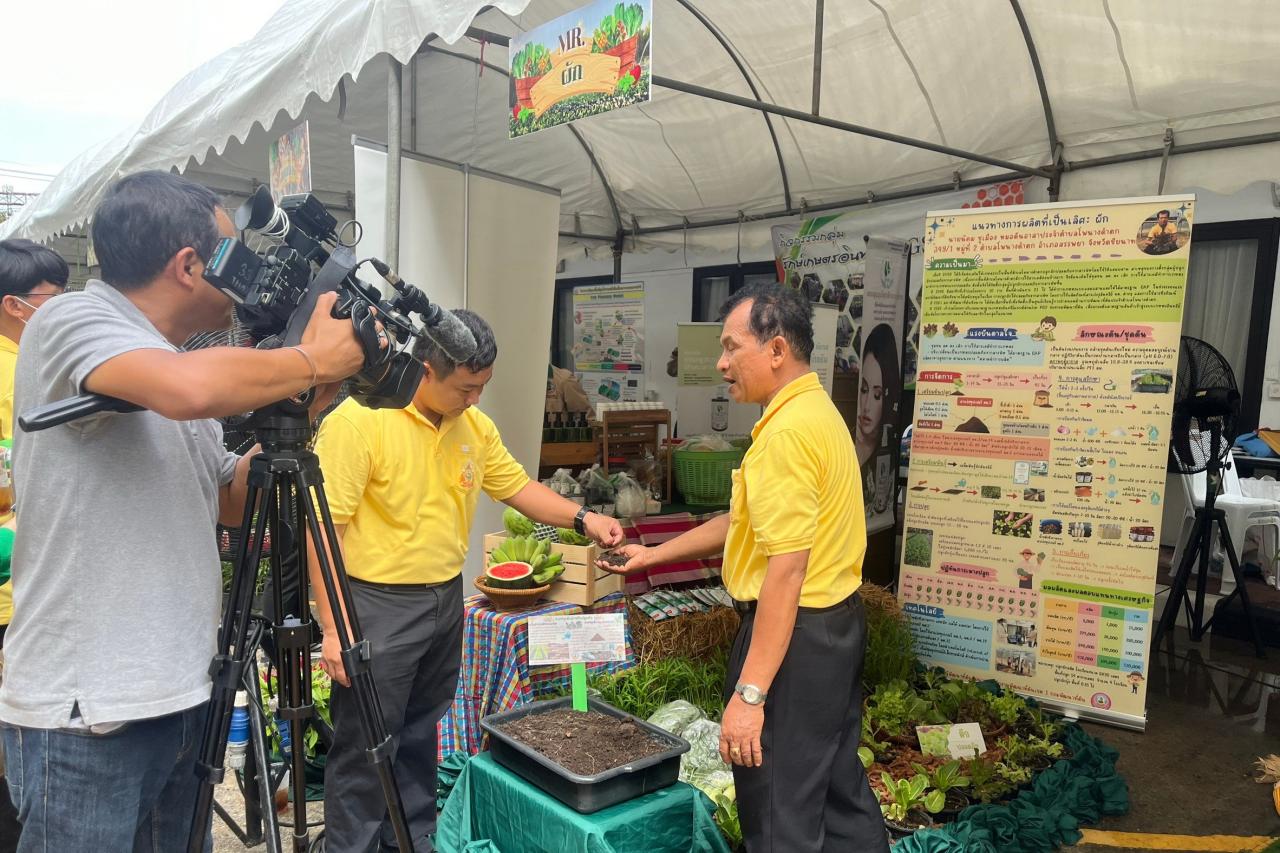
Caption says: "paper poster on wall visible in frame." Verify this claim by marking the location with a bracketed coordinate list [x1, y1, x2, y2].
[573, 282, 644, 371]
[771, 220, 864, 374]
[859, 237, 909, 535]
[509, 0, 652, 138]
[579, 370, 644, 407]
[811, 303, 838, 394]
[677, 322, 722, 386]
[899, 195, 1193, 728]
[269, 121, 312, 199]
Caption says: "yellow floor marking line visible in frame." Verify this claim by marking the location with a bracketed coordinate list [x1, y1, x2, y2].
[1079, 829, 1277, 851]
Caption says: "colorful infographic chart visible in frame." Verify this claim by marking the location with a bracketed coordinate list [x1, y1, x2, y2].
[899, 196, 1193, 728]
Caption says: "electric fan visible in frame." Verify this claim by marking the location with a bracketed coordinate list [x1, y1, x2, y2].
[1154, 336, 1264, 655]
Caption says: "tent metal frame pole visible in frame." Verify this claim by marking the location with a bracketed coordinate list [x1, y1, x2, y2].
[811, 0, 825, 115]
[1064, 129, 1280, 171]
[386, 56, 403, 269]
[630, 169, 1031, 236]
[651, 74, 1054, 179]
[409, 54, 419, 151]
[1008, 0, 1062, 199]
[673, 0, 794, 210]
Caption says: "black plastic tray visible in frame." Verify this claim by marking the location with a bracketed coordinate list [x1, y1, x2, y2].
[479, 696, 690, 813]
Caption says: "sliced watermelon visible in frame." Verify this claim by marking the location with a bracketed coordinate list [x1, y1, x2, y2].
[485, 561, 536, 590]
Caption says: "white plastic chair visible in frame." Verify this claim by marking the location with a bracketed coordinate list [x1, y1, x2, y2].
[1169, 461, 1280, 594]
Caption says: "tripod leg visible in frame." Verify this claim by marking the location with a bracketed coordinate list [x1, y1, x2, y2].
[189, 471, 275, 853]
[245, 652, 283, 853]
[1216, 523, 1267, 658]
[300, 479, 415, 852]
[1190, 509, 1217, 641]
[1155, 511, 1206, 649]
[269, 484, 315, 853]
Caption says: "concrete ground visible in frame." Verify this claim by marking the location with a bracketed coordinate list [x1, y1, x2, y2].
[1068, 622, 1280, 853]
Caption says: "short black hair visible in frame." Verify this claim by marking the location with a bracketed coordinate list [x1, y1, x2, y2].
[91, 170, 222, 290]
[718, 282, 814, 363]
[419, 309, 498, 379]
[0, 239, 69, 297]
[1157, 209, 1170, 217]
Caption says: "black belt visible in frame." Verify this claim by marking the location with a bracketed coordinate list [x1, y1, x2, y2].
[349, 575, 459, 592]
[732, 590, 860, 615]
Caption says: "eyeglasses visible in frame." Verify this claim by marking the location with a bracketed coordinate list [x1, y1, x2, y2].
[16, 291, 61, 301]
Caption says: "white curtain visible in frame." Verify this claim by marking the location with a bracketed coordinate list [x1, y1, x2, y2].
[697, 276, 732, 322]
[1182, 239, 1258, 382]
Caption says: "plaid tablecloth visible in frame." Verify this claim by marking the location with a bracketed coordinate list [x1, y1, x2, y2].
[619, 511, 726, 595]
[436, 592, 632, 759]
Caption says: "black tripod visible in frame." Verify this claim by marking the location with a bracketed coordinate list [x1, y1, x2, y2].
[189, 406, 414, 852]
[1154, 431, 1266, 658]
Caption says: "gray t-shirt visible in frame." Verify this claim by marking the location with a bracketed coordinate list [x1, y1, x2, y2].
[0, 280, 238, 728]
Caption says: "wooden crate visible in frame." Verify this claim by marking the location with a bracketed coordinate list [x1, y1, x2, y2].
[483, 533, 623, 606]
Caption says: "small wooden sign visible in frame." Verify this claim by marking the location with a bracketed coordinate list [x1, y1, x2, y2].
[530, 48, 622, 117]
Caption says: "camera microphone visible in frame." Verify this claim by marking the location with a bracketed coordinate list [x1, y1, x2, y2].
[368, 260, 477, 363]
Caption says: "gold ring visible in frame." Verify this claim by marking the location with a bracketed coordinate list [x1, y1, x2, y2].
[730, 747, 741, 755]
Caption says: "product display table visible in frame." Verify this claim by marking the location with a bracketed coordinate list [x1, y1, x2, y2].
[435, 752, 730, 853]
[437, 593, 632, 759]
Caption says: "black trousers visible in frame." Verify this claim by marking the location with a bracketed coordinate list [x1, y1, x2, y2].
[726, 592, 888, 853]
[323, 576, 463, 853]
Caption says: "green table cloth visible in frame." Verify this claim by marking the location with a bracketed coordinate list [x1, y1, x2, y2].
[435, 752, 730, 853]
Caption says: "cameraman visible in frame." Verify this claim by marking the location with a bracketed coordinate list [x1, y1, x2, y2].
[309, 309, 622, 853]
[0, 170, 372, 852]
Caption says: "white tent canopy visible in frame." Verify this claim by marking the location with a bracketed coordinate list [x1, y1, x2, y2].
[6, 0, 1280, 253]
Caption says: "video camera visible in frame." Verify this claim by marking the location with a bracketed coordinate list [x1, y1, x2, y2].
[207, 185, 474, 412]
[20, 186, 475, 432]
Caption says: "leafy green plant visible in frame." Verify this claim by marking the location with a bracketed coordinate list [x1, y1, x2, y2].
[858, 746, 875, 769]
[711, 784, 742, 848]
[551, 654, 728, 721]
[1026, 705, 1064, 742]
[860, 714, 889, 758]
[996, 761, 1033, 788]
[879, 773, 944, 822]
[997, 734, 1063, 769]
[258, 664, 332, 758]
[862, 606, 918, 690]
[965, 756, 1014, 803]
[983, 691, 1030, 729]
[912, 760, 970, 796]
[866, 680, 933, 738]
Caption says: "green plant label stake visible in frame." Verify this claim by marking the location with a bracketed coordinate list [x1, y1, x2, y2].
[527, 613, 629, 713]
[571, 662, 589, 711]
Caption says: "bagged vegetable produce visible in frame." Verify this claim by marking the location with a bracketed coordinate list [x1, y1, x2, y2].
[646, 700, 705, 736]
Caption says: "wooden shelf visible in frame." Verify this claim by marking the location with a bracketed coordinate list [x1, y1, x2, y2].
[601, 408, 672, 501]
[539, 441, 598, 469]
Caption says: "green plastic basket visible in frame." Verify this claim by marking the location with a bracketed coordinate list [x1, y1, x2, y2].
[672, 446, 745, 505]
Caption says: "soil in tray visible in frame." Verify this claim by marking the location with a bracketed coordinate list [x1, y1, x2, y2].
[499, 709, 669, 776]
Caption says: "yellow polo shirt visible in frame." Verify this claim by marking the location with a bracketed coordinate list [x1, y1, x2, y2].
[1148, 222, 1177, 238]
[314, 398, 530, 585]
[0, 335, 16, 625]
[723, 372, 864, 608]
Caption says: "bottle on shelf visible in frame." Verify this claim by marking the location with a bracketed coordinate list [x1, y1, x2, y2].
[711, 386, 729, 433]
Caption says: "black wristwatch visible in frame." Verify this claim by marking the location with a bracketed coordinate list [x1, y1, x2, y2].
[573, 505, 592, 536]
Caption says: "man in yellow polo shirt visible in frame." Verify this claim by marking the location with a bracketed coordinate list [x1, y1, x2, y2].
[309, 309, 622, 853]
[0, 238, 68, 849]
[0, 240, 68, 639]
[605, 283, 887, 853]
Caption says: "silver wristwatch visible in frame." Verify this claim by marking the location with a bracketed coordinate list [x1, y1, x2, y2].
[734, 682, 766, 705]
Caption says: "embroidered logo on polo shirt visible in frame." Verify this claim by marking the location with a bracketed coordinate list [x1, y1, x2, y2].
[458, 459, 476, 491]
